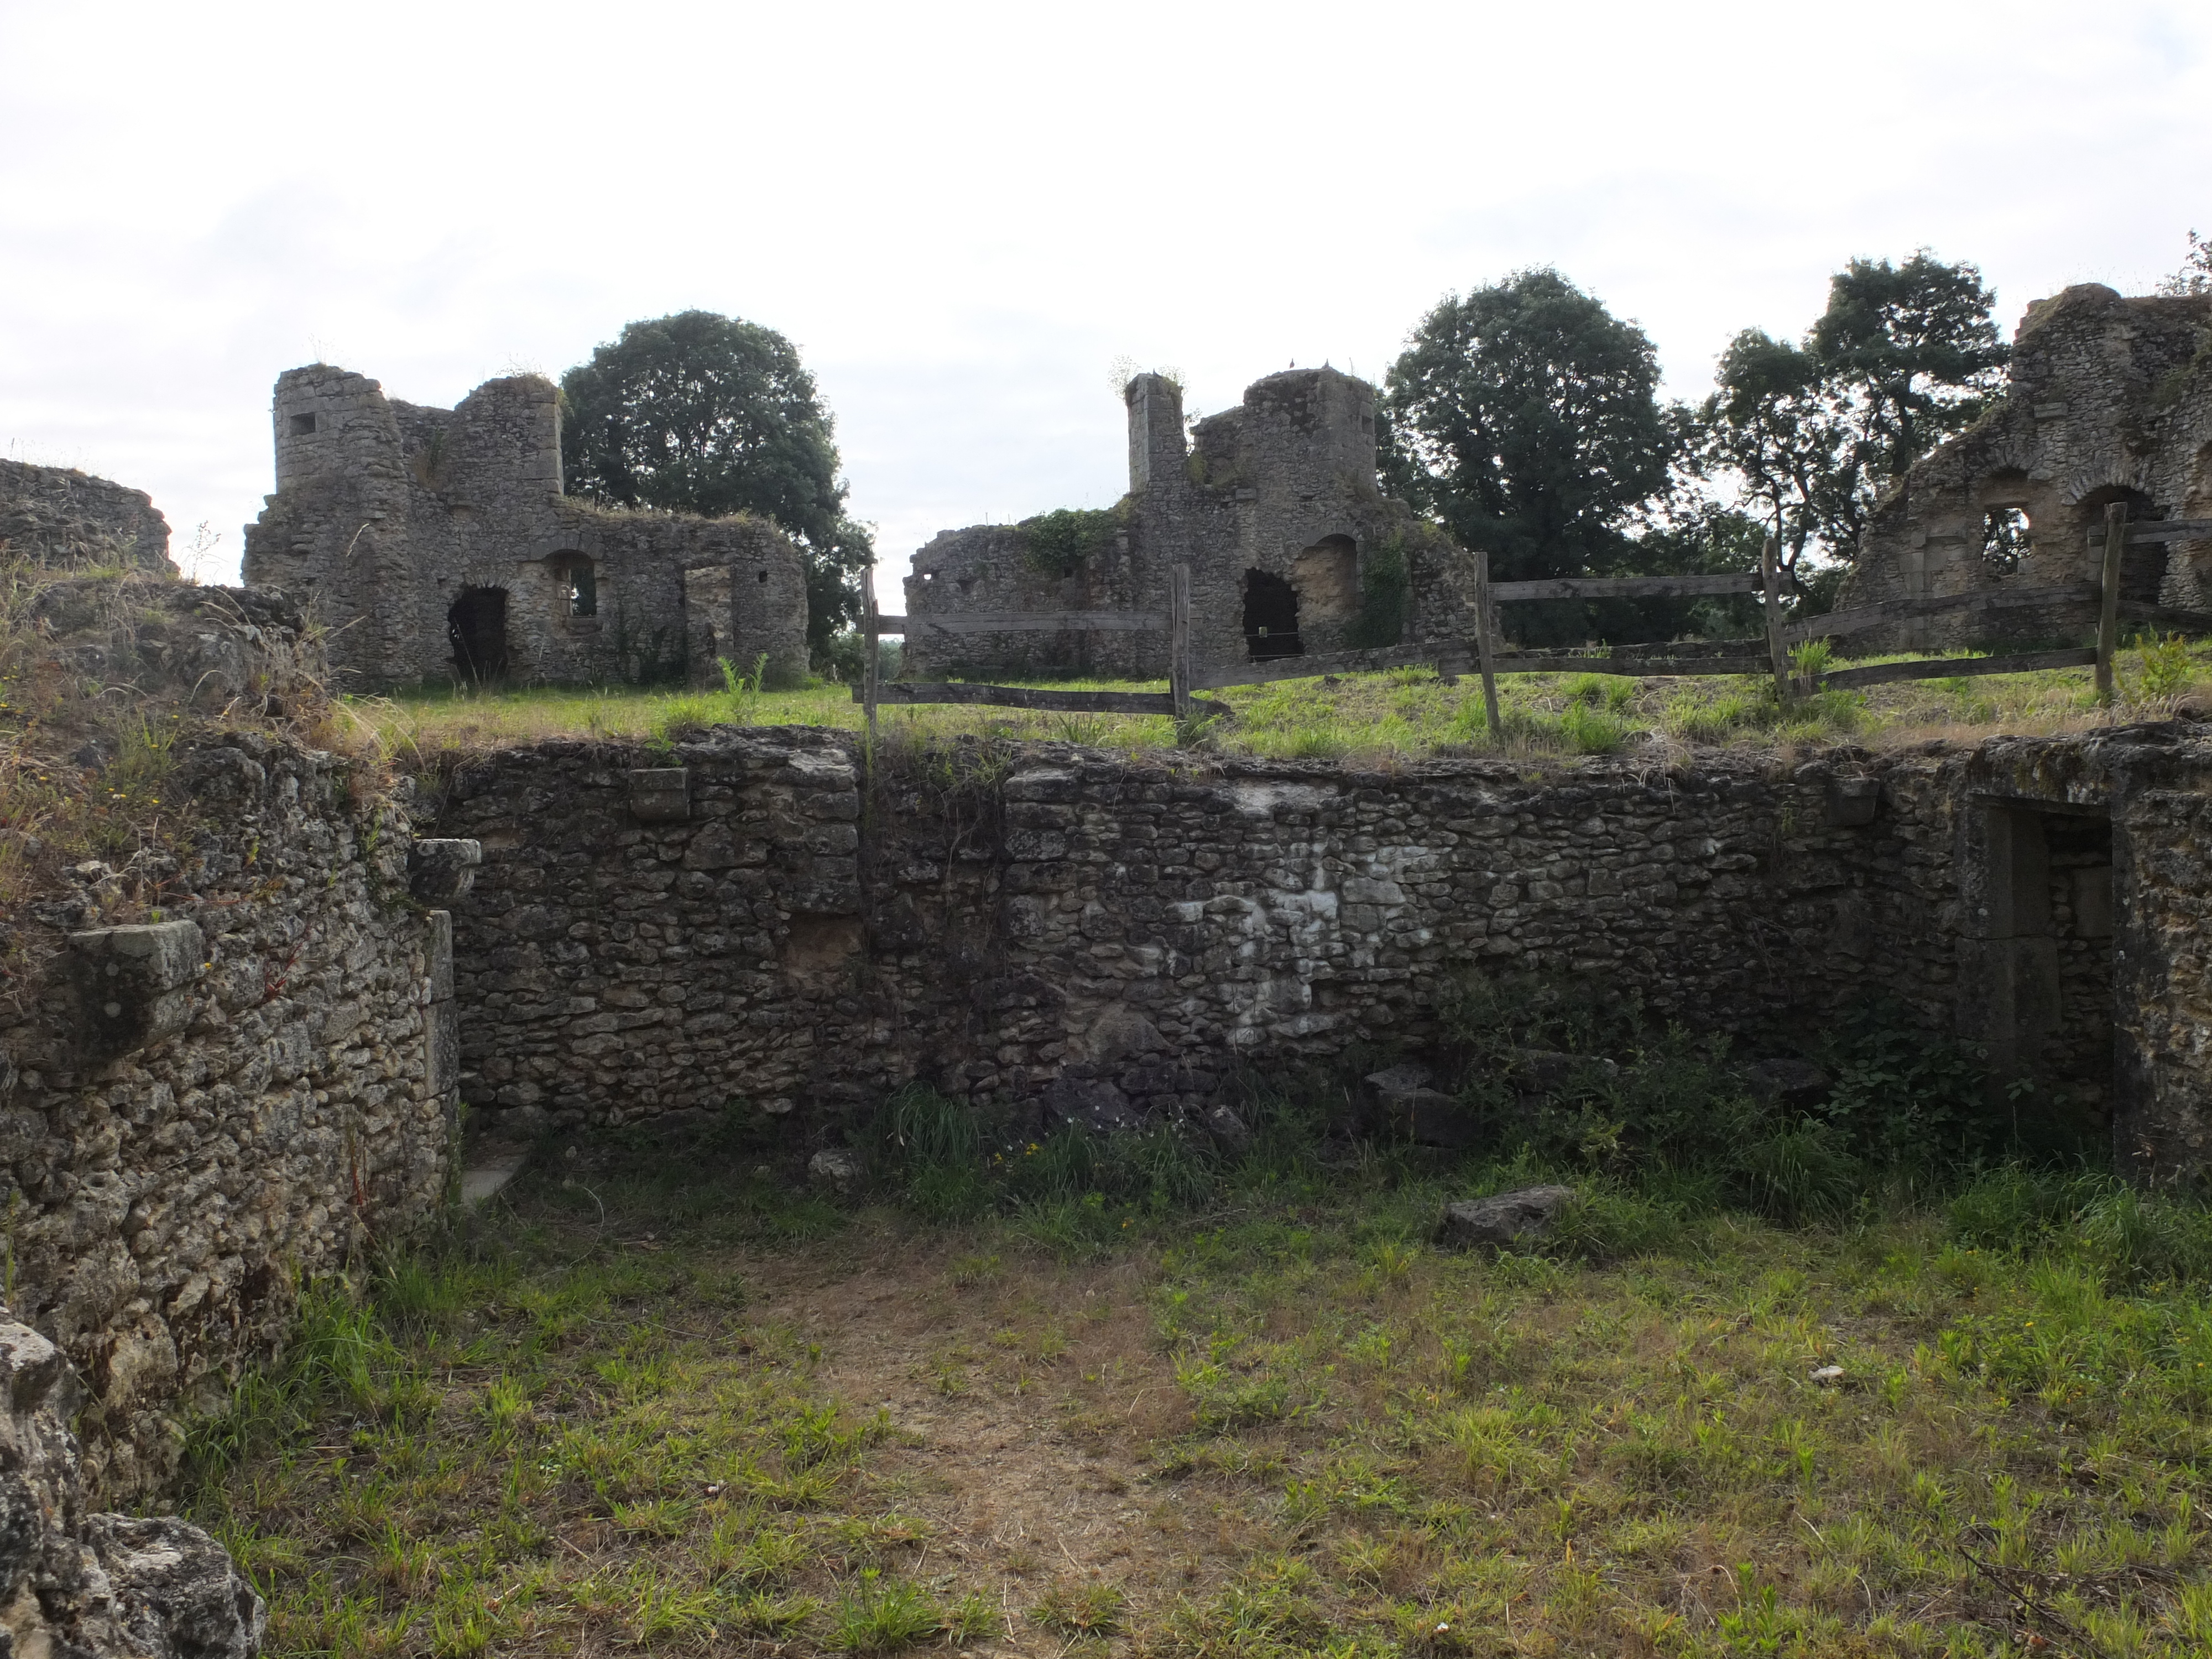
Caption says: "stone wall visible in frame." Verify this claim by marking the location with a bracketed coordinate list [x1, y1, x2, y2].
[902, 369, 1472, 681]
[0, 1312, 264, 1659]
[0, 727, 456, 1502]
[0, 458, 173, 573]
[242, 364, 810, 691]
[1843, 284, 2212, 651]
[426, 719, 2212, 1183]
[426, 732, 1953, 1138]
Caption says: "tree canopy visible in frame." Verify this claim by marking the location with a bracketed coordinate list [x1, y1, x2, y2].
[560, 311, 873, 656]
[1697, 251, 2005, 575]
[1381, 268, 1681, 587]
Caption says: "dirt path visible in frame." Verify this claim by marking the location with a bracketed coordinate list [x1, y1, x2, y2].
[736, 1237, 1243, 1647]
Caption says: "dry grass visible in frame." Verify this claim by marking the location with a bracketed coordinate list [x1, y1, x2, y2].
[340, 634, 2211, 773]
[0, 559, 366, 978]
[191, 1136, 2212, 1658]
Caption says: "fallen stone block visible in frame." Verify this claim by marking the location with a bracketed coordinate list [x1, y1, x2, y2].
[1436, 1185, 1578, 1249]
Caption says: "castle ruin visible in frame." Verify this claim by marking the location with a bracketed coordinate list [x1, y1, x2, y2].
[242, 366, 811, 691]
[1841, 284, 2212, 650]
[902, 368, 1471, 678]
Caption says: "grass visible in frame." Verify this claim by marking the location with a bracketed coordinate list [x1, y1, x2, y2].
[195, 1093, 2212, 1657]
[338, 631, 2212, 771]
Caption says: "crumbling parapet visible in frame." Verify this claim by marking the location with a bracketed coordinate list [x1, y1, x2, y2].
[0, 458, 174, 573]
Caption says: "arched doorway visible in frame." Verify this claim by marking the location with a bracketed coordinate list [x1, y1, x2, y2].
[1243, 569, 1302, 660]
[448, 587, 509, 682]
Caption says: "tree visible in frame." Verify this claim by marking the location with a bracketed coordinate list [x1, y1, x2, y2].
[561, 310, 873, 658]
[1697, 329, 1861, 577]
[1809, 252, 2007, 484]
[2158, 229, 2212, 297]
[1697, 251, 2007, 580]
[1382, 269, 1681, 590]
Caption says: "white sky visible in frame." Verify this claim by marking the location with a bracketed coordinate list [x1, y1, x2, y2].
[3, 0, 2208, 587]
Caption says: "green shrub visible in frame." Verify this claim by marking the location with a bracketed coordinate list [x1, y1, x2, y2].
[1345, 540, 1410, 650]
[1016, 508, 1119, 577]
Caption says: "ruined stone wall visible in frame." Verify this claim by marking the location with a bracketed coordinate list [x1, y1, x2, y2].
[1843, 285, 2212, 652]
[0, 459, 173, 573]
[429, 731, 2005, 1147]
[902, 369, 1473, 681]
[0, 732, 455, 1502]
[243, 364, 810, 691]
[902, 525, 1154, 679]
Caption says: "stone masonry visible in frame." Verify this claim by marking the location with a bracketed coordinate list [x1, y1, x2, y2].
[242, 366, 810, 691]
[426, 719, 2212, 1185]
[0, 458, 173, 573]
[0, 724, 457, 1502]
[1843, 284, 2212, 650]
[903, 368, 1472, 679]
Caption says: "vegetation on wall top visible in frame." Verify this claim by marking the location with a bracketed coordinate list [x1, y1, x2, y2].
[1015, 507, 1119, 578]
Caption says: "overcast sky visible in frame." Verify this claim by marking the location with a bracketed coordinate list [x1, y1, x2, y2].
[3, 0, 2208, 587]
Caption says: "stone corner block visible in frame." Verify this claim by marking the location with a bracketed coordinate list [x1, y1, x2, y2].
[629, 768, 690, 823]
[66, 919, 206, 1058]
[408, 838, 483, 901]
[1826, 776, 1881, 828]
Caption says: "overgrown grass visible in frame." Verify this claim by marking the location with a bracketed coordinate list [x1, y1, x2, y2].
[342, 630, 2212, 771]
[197, 1106, 2212, 1657]
[197, 980, 2212, 1656]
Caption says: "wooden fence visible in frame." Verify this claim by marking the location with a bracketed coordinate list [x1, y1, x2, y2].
[852, 503, 2212, 734]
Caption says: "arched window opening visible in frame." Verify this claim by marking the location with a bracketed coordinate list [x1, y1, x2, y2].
[1982, 508, 2031, 576]
[552, 554, 596, 617]
[1243, 568, 1302, 660]
[448, 587, 509, 682]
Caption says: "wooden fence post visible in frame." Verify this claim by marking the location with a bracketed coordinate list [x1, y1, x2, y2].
[1761, 535, 1790, 702]
[862, 566, 880, 740]
[1472, 546, 1503, 735]
[1169, 562, 1192, 721]
[2097, 500, 2126, 703]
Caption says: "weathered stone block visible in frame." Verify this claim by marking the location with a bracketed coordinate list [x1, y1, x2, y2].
[408, 838, 482, 901]
[629, 769, 690, 822]
[68, 921, 205, 1058]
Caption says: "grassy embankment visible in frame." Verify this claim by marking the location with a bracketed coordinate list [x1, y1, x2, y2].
[192, 991, 2212, 1658]
[339, 634, 2212, 767]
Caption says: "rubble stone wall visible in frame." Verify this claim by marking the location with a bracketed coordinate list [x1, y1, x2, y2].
[430, 722, 2212, 1184]
[242, 364, 810, 691]
[432, 732, 1978, 1141]
[0, 458, 174, 573]
[1843, 284, 2212, 652]
[0, 732, 455, 1503]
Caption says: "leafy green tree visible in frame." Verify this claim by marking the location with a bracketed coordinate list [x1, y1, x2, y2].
[1698, 251, 2007, 585]
[1697, 329, 1861, 578]
[1382, 269, 1682, 588]
[1809, 252, 2007, 484]
[561, 310, 873, 657]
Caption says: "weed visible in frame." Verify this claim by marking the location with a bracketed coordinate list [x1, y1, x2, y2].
[1032, 1579, 1125, 1636]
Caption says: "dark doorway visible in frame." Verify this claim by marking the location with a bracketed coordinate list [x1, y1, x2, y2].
[1243, 568, 1302, 660]
[1971, 800, 2113, 1156]
[448, 587, 509, 682]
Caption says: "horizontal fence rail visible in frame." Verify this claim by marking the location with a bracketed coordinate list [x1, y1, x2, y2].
[1488, 573, 1760, 602]
[1819, 646, 2101, 691]
[851, 504, 2181, 737]
[872, 611, 1168, 635]
[2084, 518, 2212, 547]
